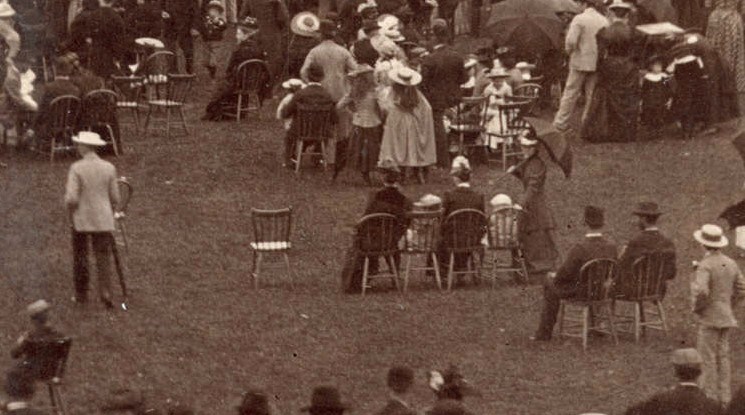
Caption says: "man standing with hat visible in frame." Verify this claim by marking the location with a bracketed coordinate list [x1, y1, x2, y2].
[533, 206, 617, 341]
[616, 202, 677, 298]
[301, 386, 348, 415]
[240, 0, 289, 84]
[64, 131, 121, 309]
[10, 300, 64, 381]
[691, 223, 745, 404]
[625, 348, 721, 414]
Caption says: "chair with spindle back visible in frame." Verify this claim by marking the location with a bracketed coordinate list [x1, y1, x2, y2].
[441, 209, 487, 291]
[144, 73, 196, 139]
[250, 208, 294, 289]
[23, 337, 73, 415]
[291, 102, 335, 175]
[612, 252, 674, 342]
[485, 206, 528, 285]
[81, 89, 121, 155]
[449, 96, 488, 158]
[513, 83, 542, 115]
[111, 76, 144, 132]
[140, 51, 177, 101]
[356, 213, 402, 296]
[558, 258, 619, 350]
[222, 59, 270, 121]
[44, 95, 81, 162]
[114, 177, 133, 254]
[402, 210, 443, 291]
[485, 98, 530, 171]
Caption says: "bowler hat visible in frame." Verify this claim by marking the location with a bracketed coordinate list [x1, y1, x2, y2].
[238, 390, 271, 415]
[584, 205, 604, 228]
[632, 202, 662, 217]
[301, 387, 347, 413]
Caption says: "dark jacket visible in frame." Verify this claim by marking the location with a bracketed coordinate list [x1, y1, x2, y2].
[364, 185, 413, 230]
[226, 38, 267, 79]
[625, 384, 721, 415]
[511, 154, 555, 233]
[554, 234, 618, 297]
[161, 0, 200, 32]
[280, 84, 339, 136]
[616, 229, 677, 297]
[72, 73, 105, 97]
[376, 399, 416, 415]
[125, 1, 165, 39]
[69, 6, 127, 77]
[352, 38, 379, 67]
[37, 79, 81, 121]
[420, 44, 467, 110]
[443, 185, 485, 218]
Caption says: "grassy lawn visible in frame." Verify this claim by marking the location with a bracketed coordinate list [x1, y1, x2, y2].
[4, 38, 745, 415]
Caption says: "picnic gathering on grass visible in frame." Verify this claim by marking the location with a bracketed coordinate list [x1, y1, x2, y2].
[9, 0, 745, 413]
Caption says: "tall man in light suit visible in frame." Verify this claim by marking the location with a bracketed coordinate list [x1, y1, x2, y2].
[552, 0, 608, 132]
[64, 132, 121, 309]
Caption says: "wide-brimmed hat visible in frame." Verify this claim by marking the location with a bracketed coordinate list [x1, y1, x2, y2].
[301, 387, 348, 413]
[388, 66, 421, 86]
[632, 202, 662, 217]
[0, 1, 15, 18]
[671, 348, 703, 368]
[584, 205, 605, 228]
[27, 299, 50, 317]
[450, 155, 471, 176]
[281, 78, 305, 89]
[519, 134, 539, 147]
[464, 56, 478, 69]
[72, 131, 107, 147]
[486, 67, 509, 78]
[357, 0, 377, 14]
[348, 64, 374, 77]
[206, 0, 224, 11]
[291, 12, 321, 37]
[417, 194, 442, 207]
[693, 224, 728, 248]
[490, 194, 512, 207]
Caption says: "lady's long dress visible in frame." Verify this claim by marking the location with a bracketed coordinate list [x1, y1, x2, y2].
[377, 87, 437, 168]
[707, 0, 745, 110]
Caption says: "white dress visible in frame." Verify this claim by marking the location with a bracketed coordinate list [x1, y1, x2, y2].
[483, 82, 513, 149]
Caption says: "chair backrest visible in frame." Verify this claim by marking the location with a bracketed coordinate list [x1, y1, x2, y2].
[251, 208, 292, 244]
[295, 102, 335, 142]
[142, 50, 176, 77]
[578, 258, 617, 302]
[81, 89, 118, 126]
[111, 76, 144, 105]
[403, 210, 442, 253]
[24, 337, 73, 381]
[117, 177, 133, 213]
[513, 83, 542, 100]
[164, 74, 196, 104]
[629, 251, 676, 300]
[48, 95, 81, 138]
[487, 206, 522, 249]
[442, 209, 488, 252]
[235, 59, 270, 94]
[491, 99, 530, 136]
[455, 96, 489, 131]
[356, 213, 401, 256]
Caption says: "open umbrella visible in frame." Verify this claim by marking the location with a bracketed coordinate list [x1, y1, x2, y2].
[482, 0, 565, 56]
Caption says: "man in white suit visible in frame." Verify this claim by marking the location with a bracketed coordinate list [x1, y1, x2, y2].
[552, 0, 608, 132]
[64, 131, 121, 309]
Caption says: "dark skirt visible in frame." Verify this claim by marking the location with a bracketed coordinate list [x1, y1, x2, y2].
[346, 125, 382, 173]
[582, 56, 640, 142]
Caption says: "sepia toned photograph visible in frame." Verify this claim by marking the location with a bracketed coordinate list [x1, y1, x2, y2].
[2, 0, 745, 414]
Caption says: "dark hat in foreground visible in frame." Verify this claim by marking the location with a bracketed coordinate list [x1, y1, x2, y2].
[428, 400, 470, 415]
[319, 19, 337, 36]
[301, 387, 348, 412]
[633, 202, 662, 217]
[238, 390, 271, 415]
[584, 205, 604, 228]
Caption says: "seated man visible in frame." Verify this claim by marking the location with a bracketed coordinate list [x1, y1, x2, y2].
[203, 16, 270, 121]
[437, 156, 485, 283]
[30, 55, 81, 149]
[3, 368, 48, 415]
[625, 348, 720, 415]
[11, 300, 64, 382]
[341, 161, 412, 294]
[616, 201, 676, 298]
[533, 206, 618, 341]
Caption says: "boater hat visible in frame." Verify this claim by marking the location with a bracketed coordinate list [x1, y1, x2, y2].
[486, 67, 509, 79]
[72, 131, 107, 147]
[291, 12, 321, 37]
[693, 224, 728, 248]
[26, 299, 50, 316]
[0, 1, 15, 18]
[388, 66, 422, 86]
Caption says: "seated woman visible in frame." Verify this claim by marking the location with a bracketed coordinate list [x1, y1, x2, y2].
[29, 55, 81, 150]
[202, 17, 271, 121]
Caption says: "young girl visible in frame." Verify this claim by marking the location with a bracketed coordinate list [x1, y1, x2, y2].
[640, 55, 672, 129]
[336, 65, 382, 184]
[483, 68, 512, 149]
[276, 78, 305, 166]
[201, 0, 228, 78]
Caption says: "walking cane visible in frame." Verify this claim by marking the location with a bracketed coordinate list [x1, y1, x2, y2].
[111, 239, 129, 311]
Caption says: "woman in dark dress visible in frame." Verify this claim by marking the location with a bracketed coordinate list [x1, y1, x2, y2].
[581, 2, 640, 143]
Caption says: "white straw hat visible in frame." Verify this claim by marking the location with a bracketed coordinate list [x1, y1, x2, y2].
[693, 224, 728, 248]
[388, 66, 422, 86]
[72, 131, 107, 147]
[27, 299, 50, 316]
[490, 194, 512, 207]
[0, 1, 15, 18]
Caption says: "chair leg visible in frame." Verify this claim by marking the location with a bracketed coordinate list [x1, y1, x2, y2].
[320, 141, 327, 171]
[53, 385, 67, 415]
[144, 106, 153, 131]
[132, 108, 140, 133]
[253, 251, 263, 289]
[633, 302, 641, 342]
[361, 257, 369, 296]
[388, 255, 400, 292]
[447, 252, 455, 291]
[50, 136, 56, 162]
[581, 306, 589, 350]
[165, 108, 172, 139]
[657, 300, 669, 332]
[432, 252, 442, 290]
[403, 254, 411, 293]
[48, 383, 56, 414]
[518, 249, 529, 284]
[283, 252, 294, 289]
[606, 303, 619, 345]
[639, 300, 647, 337]
[106, 124, 119, 157]
[236, 94, 242, 122]
[558, 302, 565, 336]
[295, 140, 303, 174]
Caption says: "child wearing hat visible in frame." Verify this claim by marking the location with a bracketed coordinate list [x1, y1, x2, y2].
[640, 55, 671, 131]
[200, 0, 228, 79]
[482, 68, 513, 148]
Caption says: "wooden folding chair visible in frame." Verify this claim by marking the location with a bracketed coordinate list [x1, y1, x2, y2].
[449, 96, 488, 158]
[144, 74, 196, 139]
[111, 76, 144, 132]
[558, 258, 619, 350]
[485, 98, 530, 171]
[140, 51, 177, 102]
[250, 208, 294, 289]
[24, 337, 73, 415]
[441, 209, 488, 291]
[45, 95, 81, 162]
[356, 213, 402, 296]
[291, 102, 335, 175]
[513, 83, 542, 115]
[222, 59, 270, 121]
[485, 206, 528, 285]
[402, 210, 443, 292]
[81, 89, 121, 155]
[613, 252, 674, 342]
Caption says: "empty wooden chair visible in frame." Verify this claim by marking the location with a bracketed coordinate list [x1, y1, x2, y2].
[144, 73, 196, 139]
[613, 252, 674, 342]
[356, 213, 402, 296]
[558, 258, 619, 350]
[513, 83, 542, 115]
[250, 208, 294, 289]
[291, 102, 335, 175]
[402, 210, 443, 291]
[485, 206, 528, 285]
[45, 95, 81, 162]
[111, 76, 144, 132]
[81, 89, 121, 155]
[485, 98, 530, 171]
[449, 96, 488, 157]
[441, 209, 487, 291]
[223, 59, 270, 121]
[24, 337, 73, 415]
[115, 177, 133, 254]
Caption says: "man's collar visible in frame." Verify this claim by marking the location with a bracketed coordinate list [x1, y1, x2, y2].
[457, 182, 471, 188]
[389, 394, 409, 408]
[6, 402, 29, 411]
[585, 232, 603, 238]
[306, 82, 322, 87]
[644, 227, 659, 232]
[679, 382, 699, 388]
